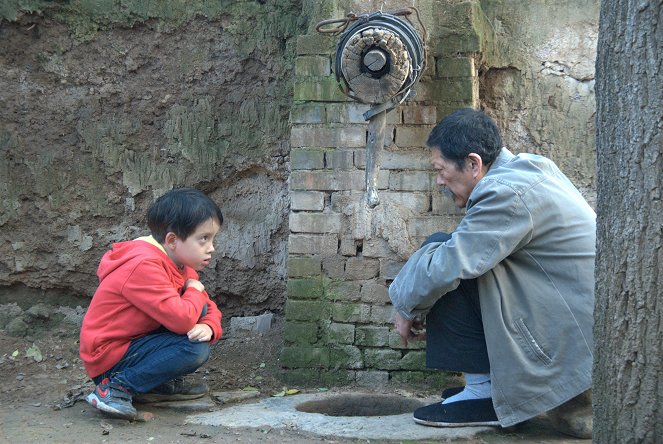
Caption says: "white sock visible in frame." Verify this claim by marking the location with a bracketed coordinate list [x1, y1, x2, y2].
[442, 373, 491, 404]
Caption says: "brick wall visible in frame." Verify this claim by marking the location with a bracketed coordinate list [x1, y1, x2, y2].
[281, 0, 482, 388]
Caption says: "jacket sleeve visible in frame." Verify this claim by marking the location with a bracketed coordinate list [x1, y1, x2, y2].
[389, 180, 534, 320]
[122, 259, 207, 334]
[199, 295, 223, 343]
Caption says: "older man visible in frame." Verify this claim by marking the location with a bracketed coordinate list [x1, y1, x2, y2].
[389, 108, 595, 438]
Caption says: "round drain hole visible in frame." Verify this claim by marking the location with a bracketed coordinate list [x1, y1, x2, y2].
[296, 394, 424, 417]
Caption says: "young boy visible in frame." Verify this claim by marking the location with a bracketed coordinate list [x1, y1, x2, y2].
[80, 187, 224, 420]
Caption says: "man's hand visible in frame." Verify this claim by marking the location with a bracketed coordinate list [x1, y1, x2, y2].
[187, 323, 213, 342]
[393, 312, 426, 346]
[184, 278, 205, 292]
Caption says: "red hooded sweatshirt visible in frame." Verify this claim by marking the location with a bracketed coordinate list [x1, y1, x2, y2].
[79, 238, 223, 378]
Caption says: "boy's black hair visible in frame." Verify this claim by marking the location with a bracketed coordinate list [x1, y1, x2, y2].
[147, 188, 223, 243]
[426, 108, 503, 170]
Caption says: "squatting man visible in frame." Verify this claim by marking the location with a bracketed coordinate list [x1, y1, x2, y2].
[389, 108, 595, 438]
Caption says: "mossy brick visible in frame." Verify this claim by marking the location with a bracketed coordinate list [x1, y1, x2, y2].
[289, 212, 342, 233]
[296, 34, 336, 55]
[322, 256, 346, 278]
[325, 149, 354, 169]
[323, 322, 355, 344]
[290, 104, 325, 124]
[380, 259, 405, 280]
[280, 368, 324, 387]
[388, 330, 426, 350]
[295, 55, 331, 77]
[294, 77, 348, 102]
[280, 346, 329, 368]
[288, 255, 322, 277]
[291, 149, 325, 170]
[291, 191, 325, 212]
[434, 33, 481, 55]
[388, 171, 435, 192]
[326, 279, 361, 302]
[390, 371, 449, 388]
[402, 105, 438, 124]
[329, 345, 363, 369]
[287, 277, 325, 300]
[356, 371, 389, 388]
[355, 326, 390, 347]
[370, 305, 394, 324]
[394, 126, 435, 148]
[290, 170, 389, 191]
[435, 101, 478, 121]
[288, 234, 337, 256]
[363, 348, 402, 370]
[285, 300, 327, 321]
[290, 126, 365, 148]
[330, 303, 371, 323]
[419, 79, 477, 103]
[407, 216, 460, 238]
[437, 57, 476, 78]
[399, 351, 427, 370]
[360, 282, 389, 304]
[344, 257, 380, 280]
[283, 321, 319, 345]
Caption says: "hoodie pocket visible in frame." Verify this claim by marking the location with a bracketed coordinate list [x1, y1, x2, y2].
[514, 317, 552, 365]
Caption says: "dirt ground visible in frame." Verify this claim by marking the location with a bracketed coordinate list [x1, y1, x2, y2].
[0, 316, 587, 444]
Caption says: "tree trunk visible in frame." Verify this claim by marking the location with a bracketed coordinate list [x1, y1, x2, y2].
[594, 1, 663, 443]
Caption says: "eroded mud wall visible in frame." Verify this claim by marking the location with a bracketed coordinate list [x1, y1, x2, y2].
[0, 2, 304, 317]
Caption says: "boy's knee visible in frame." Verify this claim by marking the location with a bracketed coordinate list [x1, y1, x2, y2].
[184, 340, 210, 368]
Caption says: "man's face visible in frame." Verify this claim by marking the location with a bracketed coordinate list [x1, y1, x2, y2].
[168, 217, 220, 271]
[431, 148, 479, 209]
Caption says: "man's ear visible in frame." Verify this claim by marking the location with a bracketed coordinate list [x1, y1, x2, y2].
[467, 153, 484, 179]
[164, 232, 179, 250]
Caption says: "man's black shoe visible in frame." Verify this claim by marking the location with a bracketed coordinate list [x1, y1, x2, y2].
[441, 386, 464, 400]
[413, 398, 500, 427]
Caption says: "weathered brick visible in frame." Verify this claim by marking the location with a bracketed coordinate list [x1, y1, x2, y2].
[378, 191, 430, 213]
[283, 322, 319, 345]
[362, 238, 393, 258]
[290, 170, 388, 191]
[330, 191, 363, 213]
[290, 212, 342, 234]
[419, 78, 477, 103]
[288, 255, 322, 277]
[296, 34, 336, 55]
[290, 104, 325, 124]
[354, 148, 432, 170]
[388, 171, 435, 191]
[370, 305, 394, 324]
[340, 236, 358, 256]
[407, 216, 461, 238]
[355, 326, 390, 347]
[380, 259, 405, 280]
[360, 281, 389, 304]
[344, 257, 380, 280]
[437, 56, 475, 78]
[291, 148, 324, 170]
[388, 330, 426, 350]
[355, 371, 389, 388]
[323, 322, 355, 344]
[329, 345, 363, 369]
[402, 105, 438, 124]
[330, 303, 371, 323]
[289, 234, 337, 256]
[322, 256, 346, 278]
[295, 55, 331, 77]
[390, 371, 450, 388]
[363, 348, 402, 370]
[394, 126, 435, 148]
[326, 279, 361, 302]
[290, 126, 365, 148]
[291, 191, 325, 211]
[285, 300, 327, 321]
[435, 102, 478, 121]
[325, 149, 354, 169]
[287, 277, 324, 300]
[293, 77, 349, 102]
[280, 346, 329, 368]
[399, 351, 427, 370]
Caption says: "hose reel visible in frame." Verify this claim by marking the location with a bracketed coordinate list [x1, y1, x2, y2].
[318, 9, 427, 207]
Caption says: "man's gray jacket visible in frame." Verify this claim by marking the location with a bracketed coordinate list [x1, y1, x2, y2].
[389, 148, 596, 426]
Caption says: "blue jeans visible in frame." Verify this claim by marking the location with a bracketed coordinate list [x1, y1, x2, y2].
[93, 307, 211, 393]
[421, 232, 490, 373]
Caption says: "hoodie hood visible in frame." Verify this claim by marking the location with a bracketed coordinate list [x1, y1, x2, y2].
[97, 238, 176, 282]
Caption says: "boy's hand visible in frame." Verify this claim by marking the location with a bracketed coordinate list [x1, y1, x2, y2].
[184, 278, 205, 292]
[187, 323, 213, 342]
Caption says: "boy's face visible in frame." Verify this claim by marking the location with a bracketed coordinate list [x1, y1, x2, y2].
[165, 217, 221, 271]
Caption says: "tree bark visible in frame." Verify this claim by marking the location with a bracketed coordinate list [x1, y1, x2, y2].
[594, 1, 663, 443]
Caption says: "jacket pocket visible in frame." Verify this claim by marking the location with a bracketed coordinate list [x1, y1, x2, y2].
[514, 318, 552, 365]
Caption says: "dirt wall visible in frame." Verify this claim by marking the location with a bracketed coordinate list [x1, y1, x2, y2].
[0, 1, 305, 317]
